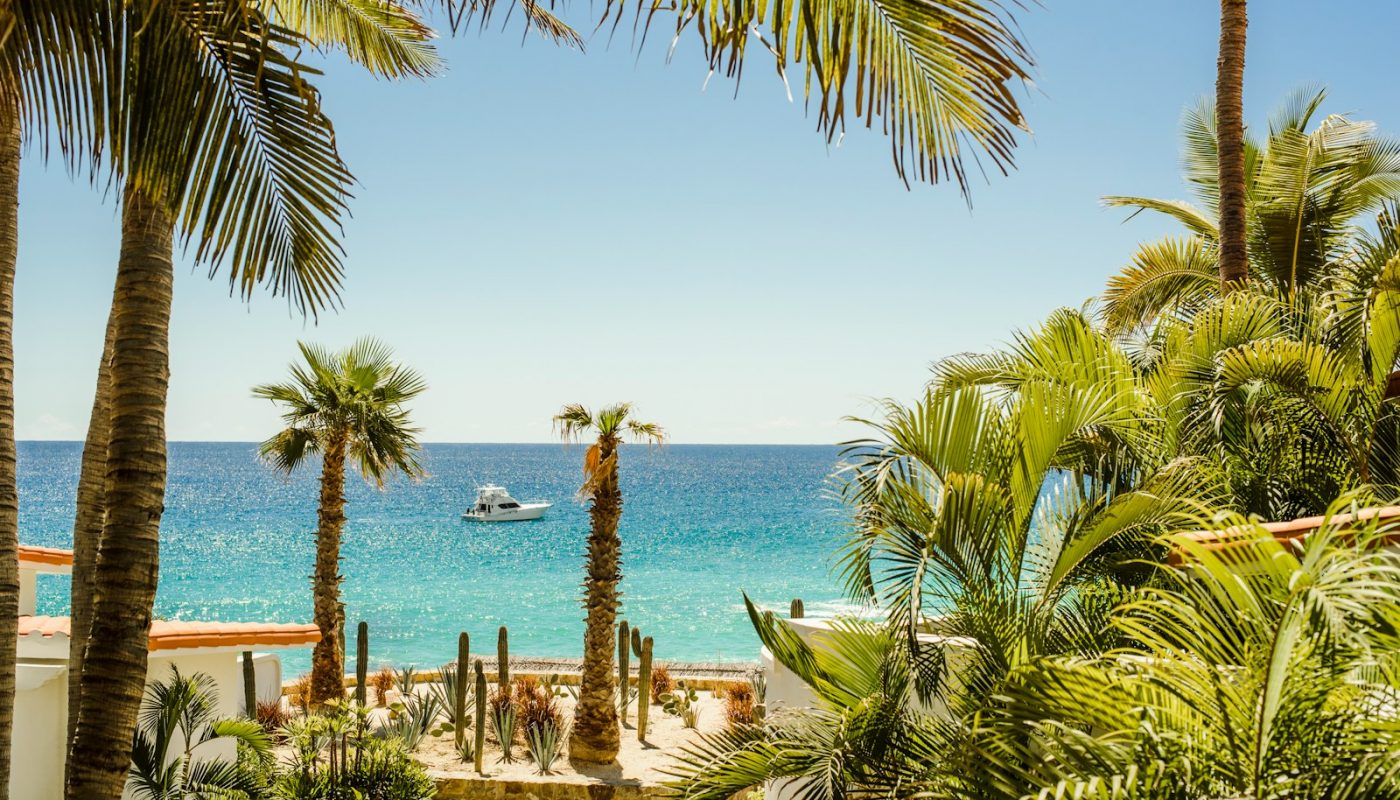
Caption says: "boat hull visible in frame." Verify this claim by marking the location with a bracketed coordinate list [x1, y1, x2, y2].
[462, 502, 552, 522]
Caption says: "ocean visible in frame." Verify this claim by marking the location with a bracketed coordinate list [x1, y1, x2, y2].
[19, 442, 855, 675]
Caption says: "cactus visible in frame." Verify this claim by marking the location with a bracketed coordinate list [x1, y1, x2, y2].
[455, 632, 469, 750]
[618, 620, 631, 721]
[631, 625, 642, 656]
[241, 651, 256, 718]
[790, 598, 804, 619]
[474, 660, 487, 774]
[355, 621, 369, 706]
[636, 636, 653, 742]
[497, 626, 509, 688]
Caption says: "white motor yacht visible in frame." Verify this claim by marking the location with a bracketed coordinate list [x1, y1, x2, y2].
[461, 484, 552, 521]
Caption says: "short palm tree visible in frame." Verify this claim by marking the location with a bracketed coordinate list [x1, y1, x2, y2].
[127, 666, 272, 799]
[255, 339, 427, 706]
[554, 403, 664, 763]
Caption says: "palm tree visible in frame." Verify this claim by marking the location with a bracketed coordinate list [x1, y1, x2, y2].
[554, 403, 664, 763]
[65, 5, 439, 797]
[0, 6, 108, 794]
[254, 339, 427, 706]
[1216, 0, 1249, 286]
[669, 352, 1207, 797]
[127, 666, 272, 799]
[1100, 88, 1400, 334]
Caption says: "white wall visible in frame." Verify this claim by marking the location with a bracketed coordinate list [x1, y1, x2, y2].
[13, 663, 67, 800]
[10, 650, 284, 800]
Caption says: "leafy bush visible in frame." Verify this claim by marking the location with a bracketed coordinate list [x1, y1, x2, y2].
[128, 667, 272, 799]
[274, 702, 435, 800]
[272, 737, 435, 799]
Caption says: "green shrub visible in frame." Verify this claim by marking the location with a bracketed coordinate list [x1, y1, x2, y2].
[275, 703, 435, 800]
[272, 737, 434, 800]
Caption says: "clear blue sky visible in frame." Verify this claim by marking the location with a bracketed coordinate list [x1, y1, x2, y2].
[13, 1, 1400, 444]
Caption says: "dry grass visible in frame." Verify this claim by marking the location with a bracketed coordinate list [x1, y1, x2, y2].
[256, 698, 291, 739]
[289, 673, 313, 713]
[514, 675, 563, 736]
[370, 665, 396, 707]
[650, 665, 673, 704]
[722, 681, 755, 726]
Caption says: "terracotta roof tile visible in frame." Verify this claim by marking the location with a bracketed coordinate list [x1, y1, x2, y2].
[19, 615, 320, 651]
[18, 545, 74, 567]
[1171, 506, 1400, 565]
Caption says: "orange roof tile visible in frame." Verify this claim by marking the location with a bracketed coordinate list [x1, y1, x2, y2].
[19, 616, 320, 651]
[1170, 506, 1400, 565]
[18, 545, 74, 567]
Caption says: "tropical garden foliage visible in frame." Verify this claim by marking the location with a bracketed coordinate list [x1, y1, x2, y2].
[668, 88, 1400, 800]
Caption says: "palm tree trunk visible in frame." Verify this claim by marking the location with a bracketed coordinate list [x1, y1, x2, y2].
[64, 295, 117, 770]
[65, 184, 173, 800]
[0, 89, 23, 800]
[571, 437, 622, 764]
[310, 431, 349, 706]
[1216, 0, 1249, 287]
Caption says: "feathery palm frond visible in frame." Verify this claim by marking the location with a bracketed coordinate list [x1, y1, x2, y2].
[254, 337, 427, 486]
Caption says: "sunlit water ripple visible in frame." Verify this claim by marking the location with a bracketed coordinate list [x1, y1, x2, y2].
[20, 442, 854, 675]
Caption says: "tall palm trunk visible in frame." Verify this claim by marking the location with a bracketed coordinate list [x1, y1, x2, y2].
[0, 90, 22, 800]
[1216, 0, 1249, 287]
[571, 436, 622, 763]
[66, 184, 173, 800]
[64, 297, 116, 769]
[310, 431, 349, 705]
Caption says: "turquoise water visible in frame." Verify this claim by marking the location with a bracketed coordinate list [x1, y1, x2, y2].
[20, 442, 854, 675]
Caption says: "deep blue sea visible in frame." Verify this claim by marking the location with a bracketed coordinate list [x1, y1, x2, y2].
[19, 442, 855, 675]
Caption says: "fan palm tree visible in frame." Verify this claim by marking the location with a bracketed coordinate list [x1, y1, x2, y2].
[1215, 0, 1249, 286]
[1100, 88, 1400, 335]
[127, 666, 273, 799]
[254, 339, 427, 706]
[65, 5, 439, 797]
[554, 403, 664, 763]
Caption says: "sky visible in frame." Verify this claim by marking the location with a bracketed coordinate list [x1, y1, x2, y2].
[12, 1, 1400, 444]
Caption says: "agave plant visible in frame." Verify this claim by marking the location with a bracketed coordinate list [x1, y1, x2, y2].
[126, 667, 272, 799]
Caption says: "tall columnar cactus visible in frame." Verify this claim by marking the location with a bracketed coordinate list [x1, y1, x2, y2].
[242, 651, 256, 719]
[617, 620, 631, 721]
[355, 621, 369, 706]
[455, 632, 470, 750]
[474, 660, 487, 774]
[631, 625, 642, 655]
[790, 598, 804, 619]
[497, 626, 509, 688]
[636, 636, 653, 742]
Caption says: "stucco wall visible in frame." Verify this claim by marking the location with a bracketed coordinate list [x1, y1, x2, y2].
[11, 649, 279, 800]
[13, 662, 67, 800]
